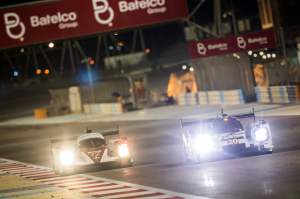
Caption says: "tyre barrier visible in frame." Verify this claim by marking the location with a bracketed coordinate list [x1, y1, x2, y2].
[255, 86, 300, 103]
[83, 103, 123, 114]
[178, 89, 245, 105]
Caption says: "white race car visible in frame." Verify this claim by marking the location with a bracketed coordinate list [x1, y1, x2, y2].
[51, 129, 133, 174]
[181, 111, 273, 162]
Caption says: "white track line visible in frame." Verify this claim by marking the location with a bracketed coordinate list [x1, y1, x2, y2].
[21, 171, 56, 178]
[68, 182, 112, 190]
[91, 187, 140, 195]
[9, 169, 46, 175]
[81, 185, 128, 193]
[103, 190, 162, 199]
[38, 175, 81, 182]
[45, 177, 88, 185]
[135, 195, 175, 199]
[55, 179, 105, 187]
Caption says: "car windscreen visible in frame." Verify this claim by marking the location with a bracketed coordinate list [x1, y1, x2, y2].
[79, 138, 106, 149]
[213, 118, 244, 133]
[189, 118, 243, 135]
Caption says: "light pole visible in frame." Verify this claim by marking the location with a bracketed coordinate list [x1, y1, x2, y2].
[74, 41, 95, 103]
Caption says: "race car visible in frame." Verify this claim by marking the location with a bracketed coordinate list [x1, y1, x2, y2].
[50, 128, 133, 174]
[181, 110, 273, 162]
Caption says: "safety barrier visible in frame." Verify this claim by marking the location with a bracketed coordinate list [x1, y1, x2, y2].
[83, 103, 123, 114]
[177, 89, 245, 105]
[256, 86, 300, 103]
[207, 91, 223, 105]
[206, 90, 245, 105]
[255, 87, 271, 103]
[197, 92, 209, 105]
[177, 93, 198, 105]
[69, 86, 82, 113]
[221, 90, 245, 105]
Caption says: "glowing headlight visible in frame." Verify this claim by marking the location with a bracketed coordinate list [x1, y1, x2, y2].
[118, 144, 130, 158]
[193, 134, 216, 154]
[59, 149, 75, 166]
[254, 128, 268, 142]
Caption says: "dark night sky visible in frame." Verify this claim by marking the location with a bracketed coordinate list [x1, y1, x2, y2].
[0, 0, 44, 7]
[0, 0, 299, 81]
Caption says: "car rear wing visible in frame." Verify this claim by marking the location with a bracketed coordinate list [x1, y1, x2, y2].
[101, 128, 121, 143]
[50, 137, 77, 144]
[98, 128, 119, 136]
[232, 112, 255, 119]
[50, 128, 120, 145]
[180, 119, 214, 128]
[180, 109, 256, 128]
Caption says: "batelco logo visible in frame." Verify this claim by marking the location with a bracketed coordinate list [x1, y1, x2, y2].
[92, 0, 114, 27]
[4, 12, 26, 41]
[237, 36, 247, 49]
[197, 43, 207, 56]
[91, 0, 167, 26]
[119, 0, 167, 14]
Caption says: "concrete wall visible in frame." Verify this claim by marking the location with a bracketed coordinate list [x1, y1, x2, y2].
[267, 67, 291, 85]
[146, 69, 174, 94]
[192, 52, 255, 99]
[265, 60, 298, 85]
[81, 78, 130, 103]
[145, 53, 256, 101]
[48, 78, 131, 109]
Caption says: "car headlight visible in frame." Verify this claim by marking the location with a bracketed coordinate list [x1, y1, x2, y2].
[193, 134, 216, 155]
[254, 128, 269, 142]
[118, 144, 130, 158]
[59, 149, 75, 166]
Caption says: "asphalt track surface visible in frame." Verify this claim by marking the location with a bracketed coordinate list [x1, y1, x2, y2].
[0, 116, 300, 199]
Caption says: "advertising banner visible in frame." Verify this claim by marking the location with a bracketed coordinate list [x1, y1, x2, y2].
[0, 0, 188, 49]
[188, 29, 277, 59]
